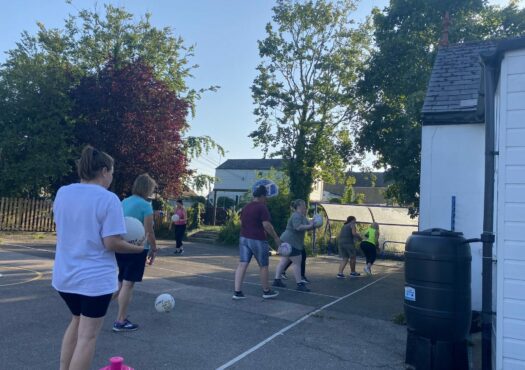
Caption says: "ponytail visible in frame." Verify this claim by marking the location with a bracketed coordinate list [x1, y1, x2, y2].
[76, 145, 114, 181]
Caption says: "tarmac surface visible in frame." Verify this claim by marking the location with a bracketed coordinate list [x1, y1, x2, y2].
[0, 236, 408, 370]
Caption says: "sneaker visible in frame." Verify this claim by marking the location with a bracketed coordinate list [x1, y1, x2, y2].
[296, 283, 311, 292]
[280, 272, 288, 280]
[272, 279, 286, 288]
[337, 273, 346, 279]
[262, 289, 279, 299]
[364, 266, 371, 275]
[112, 318, 138, 332]
[301, 276, 311, 284]
[350, 272, 361, 277]
[232, 291, 246, 300]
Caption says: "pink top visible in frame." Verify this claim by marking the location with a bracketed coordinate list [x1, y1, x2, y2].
[173, 207, 186, 226]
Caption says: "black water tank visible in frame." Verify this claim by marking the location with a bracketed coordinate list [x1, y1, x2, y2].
[404, 228, 472, 342]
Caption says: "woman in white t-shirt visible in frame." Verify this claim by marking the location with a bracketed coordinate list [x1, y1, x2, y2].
[52, 145, 144, 370]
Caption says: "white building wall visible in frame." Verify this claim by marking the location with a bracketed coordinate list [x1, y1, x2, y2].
[213, 167, 323, 203]
[495, 49, 525, 370]
[309, 179, 323, 202]
[419, 124, 485, 311]
[213, 169, 259, 199]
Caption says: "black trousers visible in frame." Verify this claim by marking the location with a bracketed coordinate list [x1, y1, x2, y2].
[174, 224, 186, 248]
[284, 248, 307, 277]
[360, 241, 377, 265]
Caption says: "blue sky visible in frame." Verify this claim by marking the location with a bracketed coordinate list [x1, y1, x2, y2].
[0, 0, 521, 188]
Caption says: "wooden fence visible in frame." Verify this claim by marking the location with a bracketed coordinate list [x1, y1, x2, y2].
[0, 197, 55, 232]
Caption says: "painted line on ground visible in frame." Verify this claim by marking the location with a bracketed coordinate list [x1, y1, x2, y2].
[1, 243, 56, 254]
[0, 265, 44, 287]
[1, 243, 393, 301]
[215, 274, 391, 370]
[150, 264, 341, 299]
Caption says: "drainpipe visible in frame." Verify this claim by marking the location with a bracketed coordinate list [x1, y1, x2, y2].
[480, 53, 498, 370]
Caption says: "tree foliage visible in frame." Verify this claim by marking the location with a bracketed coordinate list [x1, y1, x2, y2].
[251, 0, 369, 201]
[0, 32, 76, 197]
[356, 0, 525, 215]
[0, 4, 222, 197]
[72, 59, 188, 197]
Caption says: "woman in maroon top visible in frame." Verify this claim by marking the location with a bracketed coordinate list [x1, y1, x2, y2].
[232, 185, 281, 300]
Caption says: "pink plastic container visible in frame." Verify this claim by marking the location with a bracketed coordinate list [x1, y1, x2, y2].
[99, 356, 134, 370]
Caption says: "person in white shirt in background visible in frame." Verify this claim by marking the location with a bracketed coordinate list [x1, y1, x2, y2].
[52, 145, 145, 370]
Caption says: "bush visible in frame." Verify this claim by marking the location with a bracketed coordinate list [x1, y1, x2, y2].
[217, 209, 241, 245]
[267, 193, 293, 236]
[155, 222, 172, 239]
[187, 202, 204, 230]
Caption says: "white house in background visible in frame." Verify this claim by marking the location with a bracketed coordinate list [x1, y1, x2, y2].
[212, 159, 323, 204]
[421, 36, 525, 369]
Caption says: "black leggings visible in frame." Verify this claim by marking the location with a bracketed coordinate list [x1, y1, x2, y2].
[284, 249, 306, 277]
[360, 241, 377, 265]
[174, 224, 186, 248]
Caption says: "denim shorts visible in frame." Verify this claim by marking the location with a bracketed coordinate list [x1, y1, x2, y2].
[239, 237, 269, 267]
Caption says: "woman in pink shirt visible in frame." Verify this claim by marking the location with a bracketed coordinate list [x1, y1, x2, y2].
[170, 199, 187, 254]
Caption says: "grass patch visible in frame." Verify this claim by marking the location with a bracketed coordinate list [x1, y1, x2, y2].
[186, 225, 221, 237]
[32, 232, 46, 240]
[392, 313, 406, 325]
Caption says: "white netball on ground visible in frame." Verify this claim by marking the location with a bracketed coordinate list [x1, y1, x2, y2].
[123, 216, 145, 245]
[278, 242, 292, 257]
[155, 293, 175, 313]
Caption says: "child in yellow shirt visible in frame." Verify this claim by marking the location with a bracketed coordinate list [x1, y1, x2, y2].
[360, 222, 380, 275]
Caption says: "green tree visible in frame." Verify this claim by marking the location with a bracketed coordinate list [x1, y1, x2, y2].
[0, 32, 76, 197]
[57, 5, 225, 188]
[251, 0, 369, 201]
[72, 59, 189, 197]
[356, 0, 525, 215]
[341, 176, 356, 204]
[0, 4, 222, 197]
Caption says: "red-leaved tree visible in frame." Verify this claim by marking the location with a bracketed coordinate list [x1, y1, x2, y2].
[72, 59, 189, 197]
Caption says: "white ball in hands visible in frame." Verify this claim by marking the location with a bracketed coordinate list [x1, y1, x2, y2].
[313, 214, 323, 227]
[278, 242, 292, 257]
[123, 217, 145, 245]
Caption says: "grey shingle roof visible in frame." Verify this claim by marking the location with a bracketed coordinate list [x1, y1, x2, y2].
[216, 159, 284, 170]
[324, 172, 389, 195]
[422, 41, 497, 120]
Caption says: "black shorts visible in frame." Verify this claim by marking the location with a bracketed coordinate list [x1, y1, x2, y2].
[116, 250, 148, 282]
[289, 246, 302, 257]
[59, 291, 112, 318]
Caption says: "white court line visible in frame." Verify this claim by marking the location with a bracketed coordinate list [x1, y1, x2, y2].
[215, 274, 390, 370]
[1, 243, 385, 301]
[0, 266, 44, 287]
[151, 264, 340, 299]
[1, 243, 56, 254]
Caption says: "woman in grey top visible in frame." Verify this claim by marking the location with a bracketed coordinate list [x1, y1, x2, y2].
[273, 199, 315, 292]
[337, 216, 363, 278]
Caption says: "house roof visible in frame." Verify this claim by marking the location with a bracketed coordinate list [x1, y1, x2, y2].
[216, 159, 284, 170]
[422, 40, 497, 124]
[324, 172, 388, 196]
